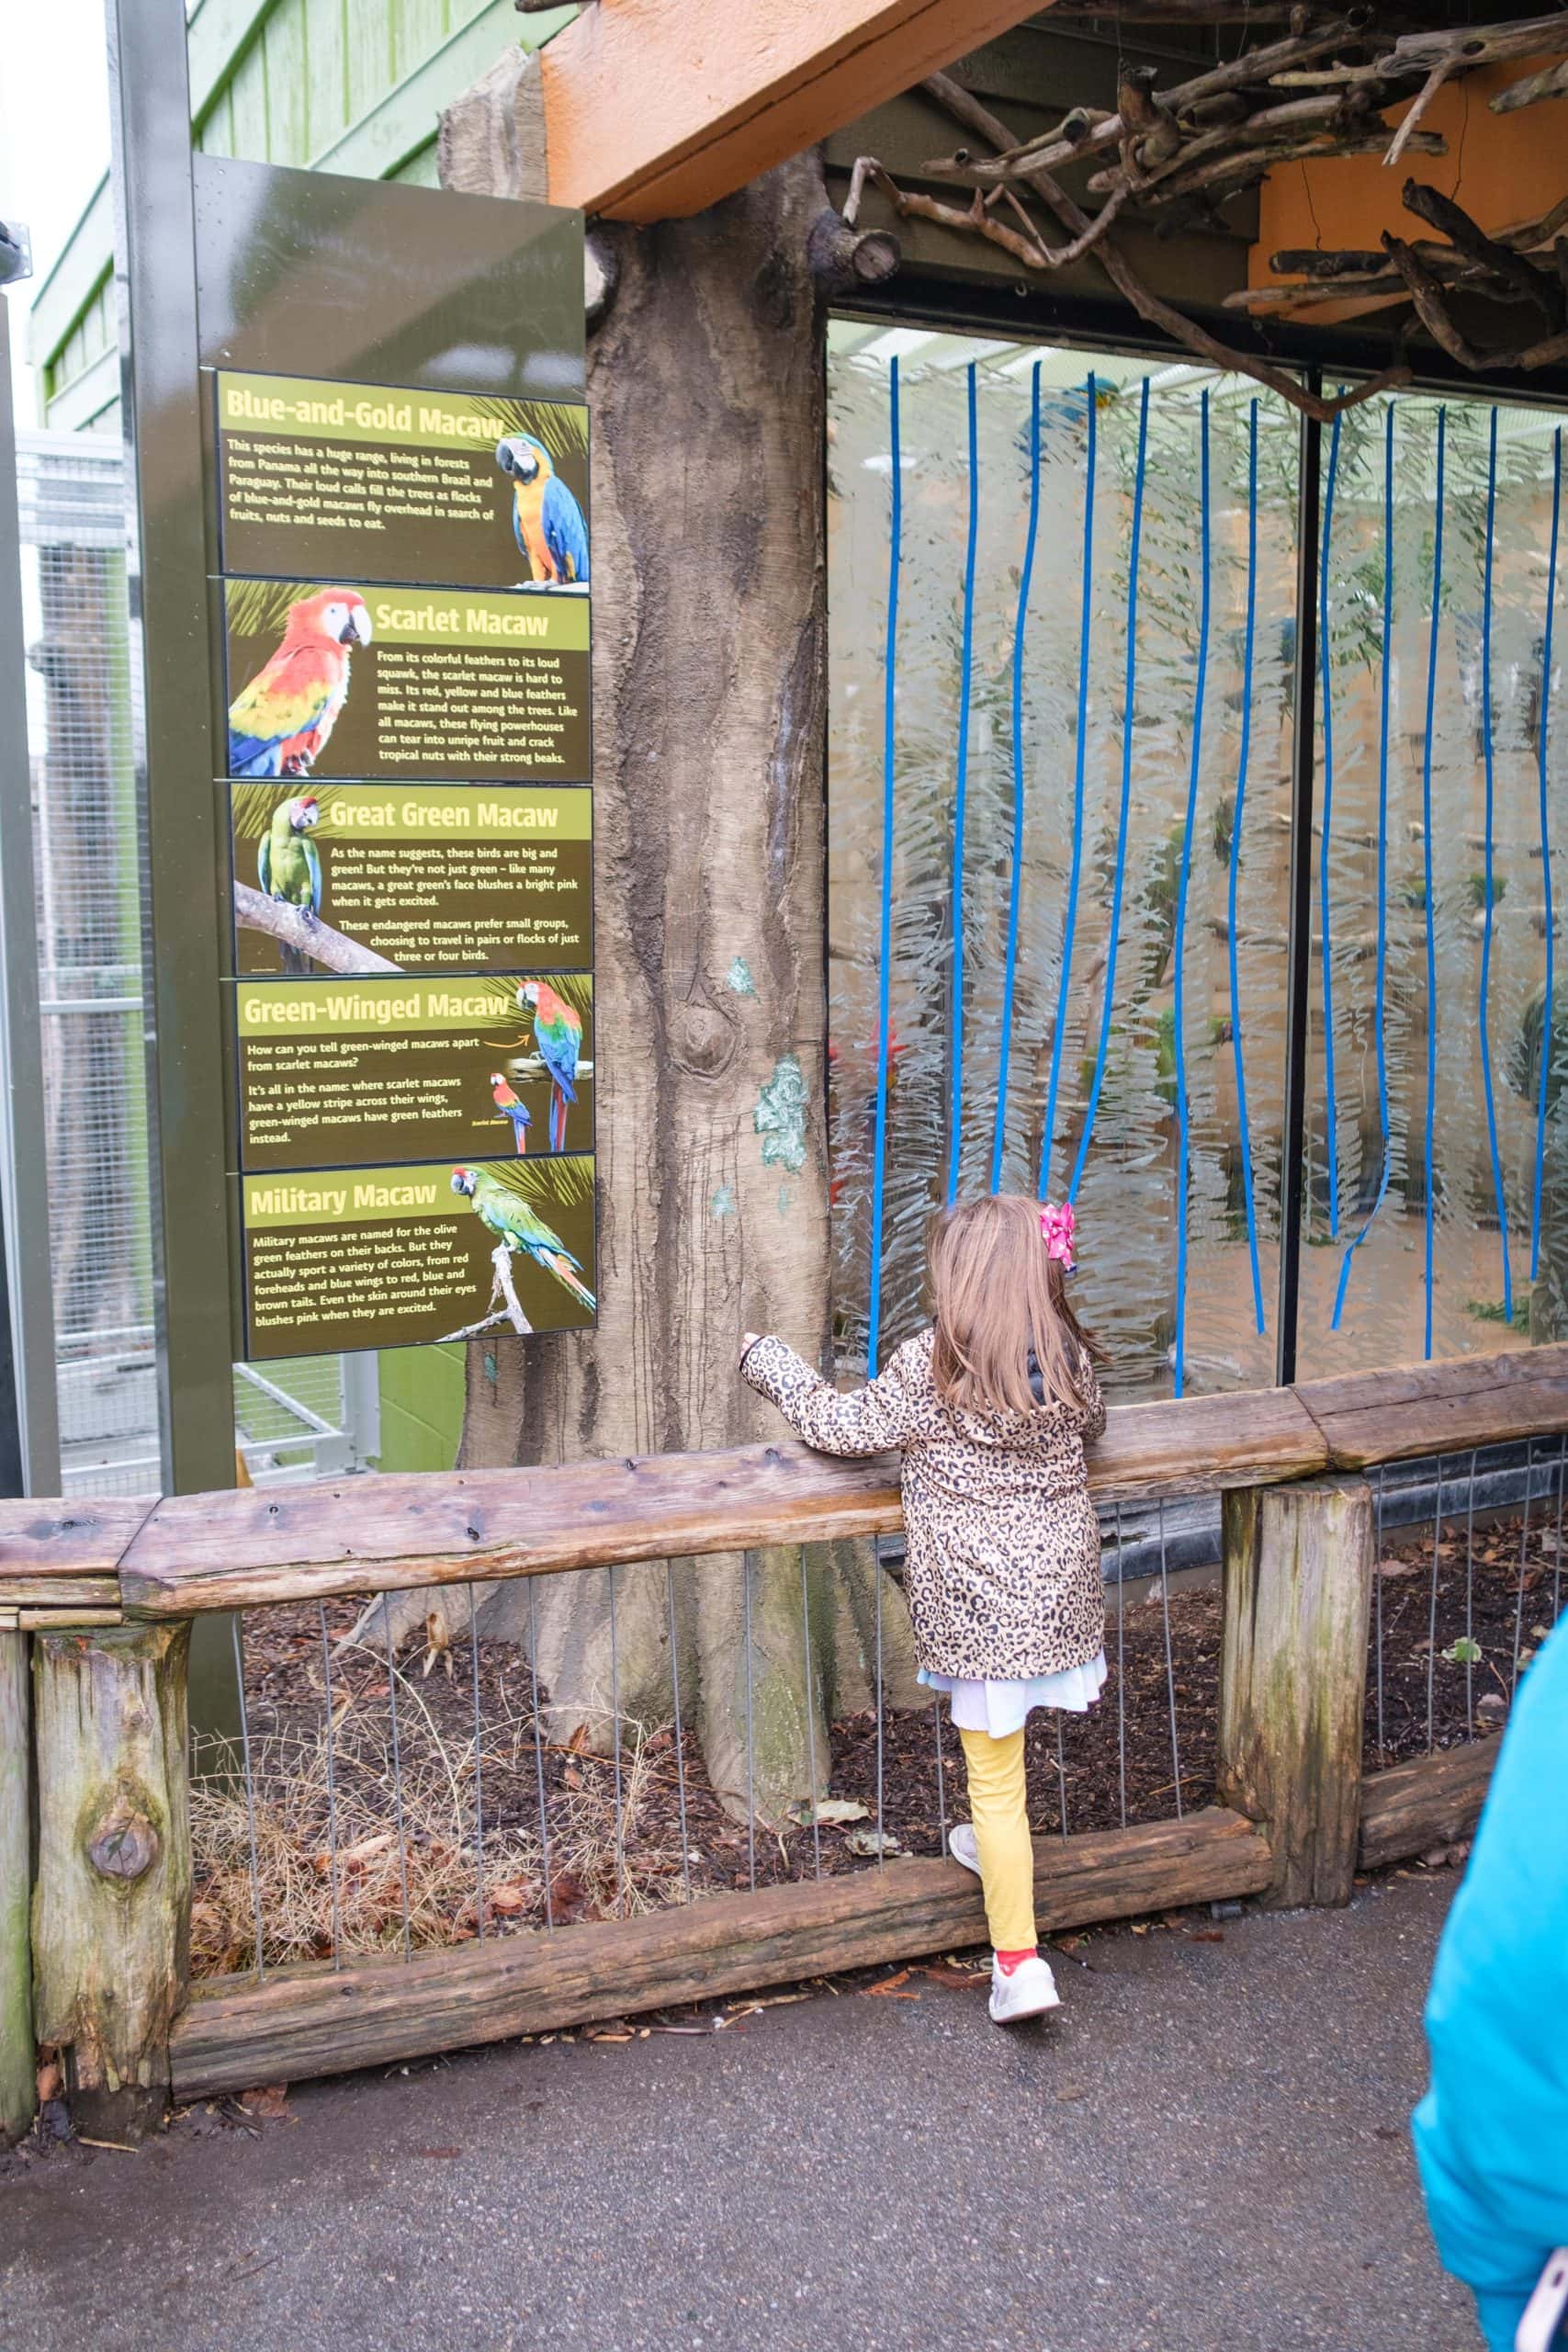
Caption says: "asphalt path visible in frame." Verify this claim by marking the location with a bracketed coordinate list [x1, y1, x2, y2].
[0, 1868, 1474, 2352]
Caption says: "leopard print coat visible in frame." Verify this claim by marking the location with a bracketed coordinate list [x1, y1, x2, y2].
[740, 1327, 1106, 1681]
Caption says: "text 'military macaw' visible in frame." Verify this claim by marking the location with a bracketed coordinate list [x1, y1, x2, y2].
[450, 1167, 595, 1313]
[518, 979, 582, 1152]
[495, 435, 590, 588]
[490, 1073, 532, 1156]
[228, 590, 371, 778]
[256, 794, 321, 975]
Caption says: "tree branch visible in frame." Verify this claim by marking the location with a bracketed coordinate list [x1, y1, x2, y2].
[1382, 57, 1453, 168]
[1402, 176, 1563, 322]
[919, 16, 1377, 190]
[919, 71, 1410, 425]
[807, 204, 900, 293]
[232, 885, 401, 975]
[1381, 231, 1487, 368]
[1492, 54, 1568, 113]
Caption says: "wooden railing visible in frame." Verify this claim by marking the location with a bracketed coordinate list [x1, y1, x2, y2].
[9, 1344, 1567, 1623]
[2, 1342, 1562, 2143]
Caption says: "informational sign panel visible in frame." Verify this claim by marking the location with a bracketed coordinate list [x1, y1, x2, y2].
[242, 1152, 595, 1361]
[222, 580, 591, 782]
[215, 372, 591, 591]
[234, 975, 594, 1170]
[187, 184, 596, 1364]
[229, 785, 593, 974]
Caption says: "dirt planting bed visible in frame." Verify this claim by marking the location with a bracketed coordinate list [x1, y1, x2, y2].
[190, 1508, 1561, 1978]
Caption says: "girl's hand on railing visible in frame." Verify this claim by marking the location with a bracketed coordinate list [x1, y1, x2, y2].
[740, 1331, 761, 1365]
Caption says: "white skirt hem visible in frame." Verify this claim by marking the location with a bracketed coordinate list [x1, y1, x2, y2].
[918, 1651, 1109, 1739]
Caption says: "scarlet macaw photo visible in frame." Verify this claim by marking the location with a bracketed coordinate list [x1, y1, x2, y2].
[227, 588, 371, 777]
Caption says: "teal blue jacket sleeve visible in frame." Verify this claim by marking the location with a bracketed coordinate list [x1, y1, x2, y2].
[1412, 1616, 1568, 2352]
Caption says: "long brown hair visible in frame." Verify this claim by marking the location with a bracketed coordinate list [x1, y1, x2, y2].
[928, 1193, 1104, 1417]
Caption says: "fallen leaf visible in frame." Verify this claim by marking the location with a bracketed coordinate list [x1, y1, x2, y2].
[863, 1969, 920, 1998]
[485, 1880, 534, 1917]
[238, 2085, 290, 2120]
[1186, 1928, 1225, 1943]
[35, 2059, 61, 2104]
[567, 1723, 592, 1755]
[589, 2031, 633, 2044]
[547, 1871, 590, 1924]
[788, 1798, 870, 1827]
[845, 1827, 903, 1858]
[339, 1833, 394, 1873]
[919, 1963, 986, 1989]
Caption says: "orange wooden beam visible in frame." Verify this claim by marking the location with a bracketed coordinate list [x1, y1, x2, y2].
[539, 0, 1056, 224]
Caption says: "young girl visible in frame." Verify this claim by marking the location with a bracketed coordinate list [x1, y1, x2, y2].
[739, 1191, 1107, 2026]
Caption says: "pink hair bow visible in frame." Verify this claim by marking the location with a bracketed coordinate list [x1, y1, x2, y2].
[1040, 1200, 1076, 1270]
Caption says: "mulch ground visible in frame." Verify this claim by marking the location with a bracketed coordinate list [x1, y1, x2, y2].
[205, 1506, 1562, 1976]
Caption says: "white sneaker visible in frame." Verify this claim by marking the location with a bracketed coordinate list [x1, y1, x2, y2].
[948, 1823, 980, 1875]
[988, 1953, 1061, 2025]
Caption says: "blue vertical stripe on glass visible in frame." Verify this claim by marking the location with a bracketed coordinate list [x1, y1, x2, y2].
[866, 356, 901, 1374]
[1041, 372, 1097, 1203]
[1069, 371, 1151, 1204]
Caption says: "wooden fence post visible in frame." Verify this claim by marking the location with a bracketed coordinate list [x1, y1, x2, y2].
[1217, 1474, 1373, 1909]
[31, 1623, 192, 2140]
[0, 1628, 31, 2146]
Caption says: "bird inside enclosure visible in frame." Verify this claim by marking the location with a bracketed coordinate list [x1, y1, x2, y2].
[228, 590, 371, 778]
[490, 1071, 532, 1155]
[257, 792, 322, 974]
[517, 978, 582, 1152]
[495, 435, 590, 587]
[451, 1165, 596, 1314]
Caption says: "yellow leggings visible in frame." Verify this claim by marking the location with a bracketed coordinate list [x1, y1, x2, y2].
[958, 1725, 1036, 1952]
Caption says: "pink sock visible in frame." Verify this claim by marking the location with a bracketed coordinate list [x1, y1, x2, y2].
[995, 1947, 1038, 1975]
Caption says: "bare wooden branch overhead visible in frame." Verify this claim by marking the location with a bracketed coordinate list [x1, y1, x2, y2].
[830, 6, 1568, 393]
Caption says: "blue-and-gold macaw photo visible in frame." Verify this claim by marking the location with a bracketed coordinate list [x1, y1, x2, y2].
[495, 434, 590, 588]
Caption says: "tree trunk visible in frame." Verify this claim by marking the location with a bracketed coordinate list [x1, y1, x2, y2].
[409, 115, 921, 1820]
[31, 1623, 191, 2139]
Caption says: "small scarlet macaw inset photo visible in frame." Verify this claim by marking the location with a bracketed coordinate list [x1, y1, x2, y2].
[227, 587, 371, 780]
[495, 432, 590, 592]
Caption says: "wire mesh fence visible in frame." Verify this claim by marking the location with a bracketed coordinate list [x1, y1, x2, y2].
[191, 1510, 1226, 1984]
[1366, 1434, 1568, 1768]
[14, 430, 373, 1493]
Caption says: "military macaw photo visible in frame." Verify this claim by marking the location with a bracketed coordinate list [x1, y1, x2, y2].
[446, 1154, 597, 1339]
[214, 370, 590, 596]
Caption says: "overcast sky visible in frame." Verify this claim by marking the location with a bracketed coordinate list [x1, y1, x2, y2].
[0, 0, 111, 422]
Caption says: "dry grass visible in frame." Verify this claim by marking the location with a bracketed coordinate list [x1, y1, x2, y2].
[189, 1659, 688, 1979]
